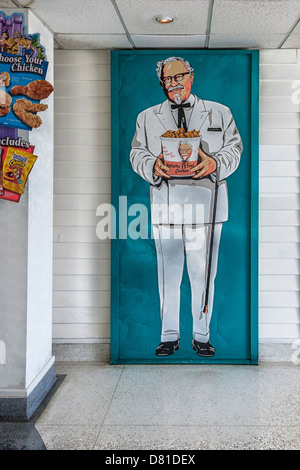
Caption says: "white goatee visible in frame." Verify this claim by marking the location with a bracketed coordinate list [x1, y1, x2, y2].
[173, 92, 182, 105]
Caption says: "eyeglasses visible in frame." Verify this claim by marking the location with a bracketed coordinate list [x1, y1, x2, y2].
[162, 72, 190, 86]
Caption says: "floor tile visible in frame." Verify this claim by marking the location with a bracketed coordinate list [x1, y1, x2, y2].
[30, 362, 300, 450]
[36, 363, 124, 426]
[103, 364, 300, 427]
[35, 424, 101, 450]
[95, 424, 300, 450]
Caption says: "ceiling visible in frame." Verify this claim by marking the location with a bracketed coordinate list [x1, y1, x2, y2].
[1, 0, 300, 50]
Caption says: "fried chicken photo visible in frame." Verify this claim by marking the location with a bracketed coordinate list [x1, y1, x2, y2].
[13, 98, 48, 128]
[10, 80, 54, 100]
[0, 72, 10, 87]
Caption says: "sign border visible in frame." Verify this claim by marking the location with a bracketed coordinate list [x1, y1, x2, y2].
[110, 49, 259, 365]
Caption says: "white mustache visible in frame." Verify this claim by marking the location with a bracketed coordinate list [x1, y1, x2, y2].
[168, 85, 184, 92]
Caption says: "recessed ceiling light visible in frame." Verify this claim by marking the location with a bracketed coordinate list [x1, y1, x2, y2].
[154, 16, 175, 24]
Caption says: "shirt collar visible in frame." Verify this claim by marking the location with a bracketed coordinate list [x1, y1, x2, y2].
[169, 93, 195, 110]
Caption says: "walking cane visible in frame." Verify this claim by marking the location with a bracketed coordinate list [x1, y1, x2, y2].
[203, 173, 220, 314]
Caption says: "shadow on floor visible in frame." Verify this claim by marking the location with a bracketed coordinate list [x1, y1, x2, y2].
[0, 375, 66, 450]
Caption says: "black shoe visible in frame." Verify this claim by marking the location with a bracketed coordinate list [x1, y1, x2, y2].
[156, 340, 179, 356]
[192, 339, 215, 357]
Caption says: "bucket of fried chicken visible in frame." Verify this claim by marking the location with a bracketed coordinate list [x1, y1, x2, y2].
[161, 128, 200, 177]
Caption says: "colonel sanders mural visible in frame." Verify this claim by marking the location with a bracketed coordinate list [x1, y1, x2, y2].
[130, 56, 243, 358]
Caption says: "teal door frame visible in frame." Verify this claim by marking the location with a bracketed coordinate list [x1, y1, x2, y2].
[110, 49, 259, 365]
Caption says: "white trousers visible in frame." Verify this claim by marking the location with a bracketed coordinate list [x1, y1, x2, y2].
[153, 223, 222, 343]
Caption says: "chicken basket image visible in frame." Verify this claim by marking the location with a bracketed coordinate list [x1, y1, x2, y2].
[160, 129, 200, 177]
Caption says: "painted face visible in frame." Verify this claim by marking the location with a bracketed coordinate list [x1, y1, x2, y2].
[162, 60, 194, 104]
[179, 143, 193, 161]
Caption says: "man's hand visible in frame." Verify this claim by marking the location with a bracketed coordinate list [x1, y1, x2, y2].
[154, 153, 171, 179]
[191, 148, 217, 179]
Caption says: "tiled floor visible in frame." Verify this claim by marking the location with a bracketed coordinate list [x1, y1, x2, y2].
[26, 362, 300, 450]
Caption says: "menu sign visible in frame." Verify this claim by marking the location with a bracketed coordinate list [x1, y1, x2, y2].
[0, 11, 53, 130]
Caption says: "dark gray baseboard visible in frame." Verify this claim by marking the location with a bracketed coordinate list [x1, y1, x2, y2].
[0, 364, 57, 421]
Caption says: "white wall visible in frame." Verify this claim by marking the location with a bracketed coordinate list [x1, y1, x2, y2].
[259, 49, 300, 341]
[53, 49, 300, 344]
[53, 50, 110, 343]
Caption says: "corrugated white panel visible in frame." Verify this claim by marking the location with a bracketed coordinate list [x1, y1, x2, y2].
[259, 145, 300, 161]
[259, 210, 300, 226]
[54, 162, 111, 178]
[53, 49, 300, 344]
[54, 145, 111, 162]
[53, 50, 111, 342]
[259, 324, 300, 339]
[53, 275, 110, 291]
[54, 64, 110, 81]
[260, 291, 300, 308]
[54, 210, 100, 227]
[54, 97, 110, 114]
[259, 308, 299, 325]
[259, 48, 300, 341]
[53, 242, 110, 259]
[53, 227, 100, 243]
[260, 129, 300, 145]
[53, 307, 110, 324]
[53, 291, 110, 308]
[260, 113, 300, 129]
[53, 259, 110, 275]
[54, 194, 111, 211]
[260, 259, 300, 275]
[259, 226, 300, 242]
[260, 177, 299, 193]
[260, 50, 297, 64]
[260, 194, 300, 211]
[54, 50, 110, 65]
[260, 80, 296, 96]
[259, 276, 300, 292]
[54, 81, 110, 97]
[259, 243, 300, 259]
[54, 178, 110, 194]
[260, 96, 300, 113]
[260, 64, 300, 80]
[260, 161, 300, 177]
[54, 114, 111, 130]
[55, 129, 110, 145]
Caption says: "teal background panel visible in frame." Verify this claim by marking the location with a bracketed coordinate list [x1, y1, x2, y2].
[111, 50, 259, 364]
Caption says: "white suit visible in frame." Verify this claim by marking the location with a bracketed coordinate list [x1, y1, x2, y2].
[130, 94, 242, 343]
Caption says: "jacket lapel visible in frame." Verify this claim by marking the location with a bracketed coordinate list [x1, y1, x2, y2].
[188, 97, 209, 133]
[155, 96, 210, 134]
[155, 100, 178, 131]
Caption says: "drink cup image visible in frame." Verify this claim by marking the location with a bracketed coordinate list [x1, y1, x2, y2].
[161, 135, 200, 177]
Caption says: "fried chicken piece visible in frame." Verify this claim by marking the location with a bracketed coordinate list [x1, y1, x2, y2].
[0, 72, 10, 87]
[13, 98, 48, 128]
[10, 80, 54, 100]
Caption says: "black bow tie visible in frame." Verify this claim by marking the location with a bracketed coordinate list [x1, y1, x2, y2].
[170, 103, 191, 110]
[170, 103, 191, 131]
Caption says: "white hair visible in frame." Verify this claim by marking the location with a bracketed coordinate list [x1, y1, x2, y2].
[156, 57, 194, 84]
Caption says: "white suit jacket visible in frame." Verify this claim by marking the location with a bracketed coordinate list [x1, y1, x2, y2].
[130, 95, 243, 225]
